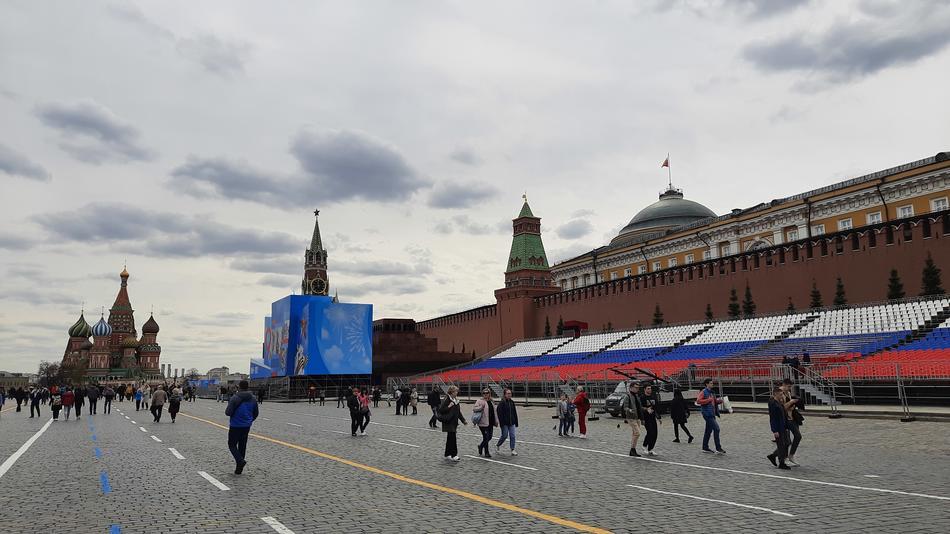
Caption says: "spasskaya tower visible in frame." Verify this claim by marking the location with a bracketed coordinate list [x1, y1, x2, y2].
[302, 209, 330, 296]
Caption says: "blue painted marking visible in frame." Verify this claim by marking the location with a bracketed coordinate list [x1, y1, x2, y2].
[91, 434, 97, 442]
[94, 447, 102, 459]
[99, 471, 112, 494]
[110, 525, 121, 534]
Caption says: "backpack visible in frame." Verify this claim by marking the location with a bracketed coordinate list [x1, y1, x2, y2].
[437, 403, 454, 424]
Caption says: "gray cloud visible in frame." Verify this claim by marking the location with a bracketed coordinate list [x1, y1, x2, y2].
[432, 214, 496, 235]
[743, 2, 950, 87]
[258, 274, 298, 288]
[290, 128, 430, 203]
[0, 233, 34, 251]
[109, 4, 251, 78]
[34, 100, 154, 163]
[427, 181, 500, 209]
[0, 143, 50, 181]
[728, 0, 811, 19]
[549, 243, 595, 265]
[334, 259, 432, 277]
[34, 202, 299, 258]
[449, 147, 482, 166]
[342, 279, 427, 298]
[556, 219, 594, 239]
[230, 257, 300, 275]
[171, 129, 429, 206]
[570, 209, 596, 218]
[176, 35, 252, 77]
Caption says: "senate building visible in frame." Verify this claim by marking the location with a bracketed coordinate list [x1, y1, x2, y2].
[398, 151, 950, 357]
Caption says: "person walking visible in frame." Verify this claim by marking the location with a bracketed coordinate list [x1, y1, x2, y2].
[347, 386, 363, 436]
[168, 386, 183, 423]
[410, 388, 419, 415]
[102, 386, 115, 414]
[767, 387, 792, 470]
[308, 384, 317, 404]
[62, 387, 75, 421]
[495, 388, 519, 455]
[669, 389, 694, 444]
[358, 388, 371, 435]
[427, 388, 442, 428]
[134, 387, 143, 411]
[573, 386, 591, 438]
[225, 380, 259, 474]
[473, 389, 497, 458]
[438, 385, 467, 462]
[557, 393, 572, 437]
[150, 385, 167, 423]
[780, 379, 804, 466]
[372, 387, 381, 408]
[319, 389, 325, 406]
[29, 387, 42, 418]
[621, 382, 644, 456]
[394, 388, 403, 415]
[640, 384, 662, 456]
[142, 385, 151, 410]
[50, 389, 63, 421]
[337, 388, 347, 409]
[696, 378, 725, 454]
[15, 387, 25, 412]
[73, 387, 84, 420]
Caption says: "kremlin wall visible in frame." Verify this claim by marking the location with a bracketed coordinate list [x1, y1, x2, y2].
[407, 152, 950, 358]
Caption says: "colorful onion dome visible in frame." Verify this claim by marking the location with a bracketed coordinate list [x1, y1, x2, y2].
[121, 335, 139, 349]
[68, 313, 92, 338]
[142, 314, 160, 334]
[91, 316, 113, 337]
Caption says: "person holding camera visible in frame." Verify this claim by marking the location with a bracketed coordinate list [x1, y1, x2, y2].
[780, 378, 804, 466]
[696, 378, 725, 454]
[620, 382, 645, 457]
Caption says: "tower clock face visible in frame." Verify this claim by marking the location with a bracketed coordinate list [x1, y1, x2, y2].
[310, 278, 327, 294]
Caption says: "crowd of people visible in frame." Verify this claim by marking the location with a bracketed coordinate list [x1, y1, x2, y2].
[0, 381, 196, 423]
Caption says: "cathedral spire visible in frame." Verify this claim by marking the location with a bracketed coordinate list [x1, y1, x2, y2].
[310, 209, 324, 253]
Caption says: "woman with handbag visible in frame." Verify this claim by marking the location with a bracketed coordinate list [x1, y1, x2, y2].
[358, 387, 371, 435]
[473, 389, 497, 458]
[438, 385, 467, 462]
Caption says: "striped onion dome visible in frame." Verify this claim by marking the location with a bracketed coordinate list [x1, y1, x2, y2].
[68, 313, 92, 338]
[91, 316, 113, 337]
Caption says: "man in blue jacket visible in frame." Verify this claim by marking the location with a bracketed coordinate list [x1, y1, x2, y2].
[767, 387, 791, 470]
[225, 380, 259, 474]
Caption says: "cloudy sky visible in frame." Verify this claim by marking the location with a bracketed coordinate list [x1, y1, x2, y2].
[2, 0, 948, 374]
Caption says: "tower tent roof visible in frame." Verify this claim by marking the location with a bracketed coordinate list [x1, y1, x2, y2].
[309, 209, 324, 252]
[506, 233, 550, 273]
[518, 201, 535, 218]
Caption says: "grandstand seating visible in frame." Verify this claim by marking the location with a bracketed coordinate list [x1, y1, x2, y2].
[418, 298, 950, 383]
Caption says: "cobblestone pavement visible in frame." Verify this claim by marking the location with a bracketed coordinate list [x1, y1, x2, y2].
[1, 400, 948, 533]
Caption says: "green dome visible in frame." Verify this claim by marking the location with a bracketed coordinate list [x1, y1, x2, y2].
[68, 313, 92, 338]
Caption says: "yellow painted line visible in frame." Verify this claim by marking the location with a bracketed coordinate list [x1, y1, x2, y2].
[180, 412, 611, 534]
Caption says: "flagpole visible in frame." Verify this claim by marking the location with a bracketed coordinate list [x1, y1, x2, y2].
[667, 152, 672, 190]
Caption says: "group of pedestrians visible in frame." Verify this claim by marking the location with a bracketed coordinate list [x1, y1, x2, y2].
[621, 378, 721, 457]
[767, 378, 805, 469]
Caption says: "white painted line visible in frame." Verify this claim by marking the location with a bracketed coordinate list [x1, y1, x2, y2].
[139, 427, 147, 432]
[261, 516, 296, 534]
[0, 418, 53, 479]
[378, 438, 420, 448]
[864, 475, 881, 478]
[262, 417, 271, 421]
[526, 440, 949, 501]
[463, 455, 538, 470]
[327, 429, 348, 435]
[130, 420, 137, 424]
[286, 422, 302, 427]
[124, 416, 130, 420]
[628, 484, 794, 517]
[168, 448, 185, 460]
[150, 435, 163, 443]
[198, 471, 230, 491]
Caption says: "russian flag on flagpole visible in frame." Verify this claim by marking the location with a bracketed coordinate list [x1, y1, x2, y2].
[661, 155, 670, 168]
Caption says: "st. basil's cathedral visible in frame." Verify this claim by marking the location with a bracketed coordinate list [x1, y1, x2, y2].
[60, 267, 162, 381]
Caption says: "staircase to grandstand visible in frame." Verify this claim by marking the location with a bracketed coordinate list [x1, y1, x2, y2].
[406, 296, 950, 405]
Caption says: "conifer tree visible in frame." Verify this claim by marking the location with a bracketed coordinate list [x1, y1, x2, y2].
[727, 288, 740, 319]
[786, 297, 796, 313]
[809, 281, 823, 309]
[920, 253, 945, 296]
[704, 303, 714, 322]
[887, 269, 905, 300]
[556, 316, 565, 336]
[544, 316, 552, 337]
[742, 283, 756, 318]
[652, 304, 664, 326]
[833, 277, 847, 306]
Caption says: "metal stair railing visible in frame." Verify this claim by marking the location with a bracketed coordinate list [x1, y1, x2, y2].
[793, 365, 843, 417]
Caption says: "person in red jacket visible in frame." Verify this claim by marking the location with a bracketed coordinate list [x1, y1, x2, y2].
[62, 387, 75, 421]
[573, 387, 592, 438]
